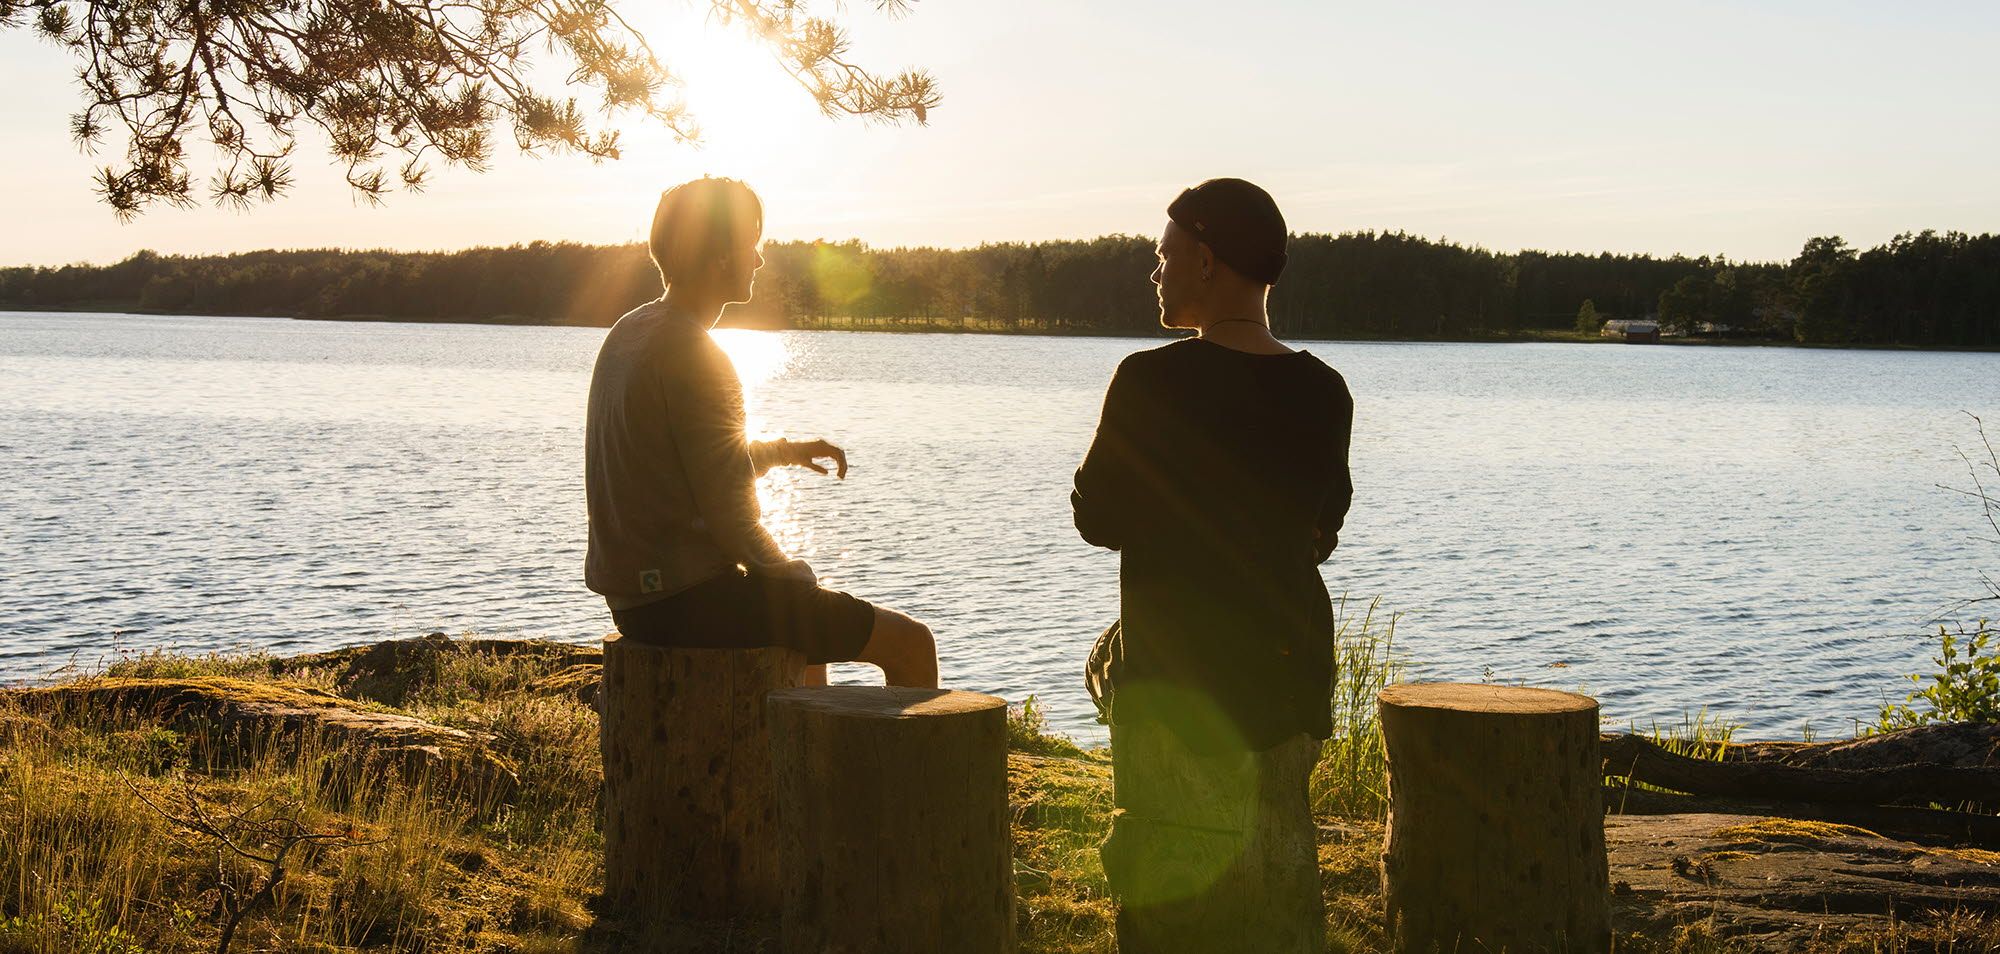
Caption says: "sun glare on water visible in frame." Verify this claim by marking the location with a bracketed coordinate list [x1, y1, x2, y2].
[712, 328, 814, 559]
[712, 328, 791, 396]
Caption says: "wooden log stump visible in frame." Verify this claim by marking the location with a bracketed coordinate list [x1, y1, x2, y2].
[767, 686, 1014, 954]
[1379, 683, 1610, 954]
[599, 636, 803, 923]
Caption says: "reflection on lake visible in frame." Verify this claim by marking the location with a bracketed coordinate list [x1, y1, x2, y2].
[3, 311, 1998, 741]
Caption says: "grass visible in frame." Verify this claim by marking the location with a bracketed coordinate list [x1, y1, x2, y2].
[8, 632, 1371, 954]
[1642, 708, 1740, 761]
[1006, 599, 1407, 953]
[1712, 818, 1879, 844]
[3, 631, 1995, 953]
[0, 648, 601, 953]
[1009, 751, 1117, 953]
[1006, 695, 1091, 760]
[1313, 597, 1403, 820]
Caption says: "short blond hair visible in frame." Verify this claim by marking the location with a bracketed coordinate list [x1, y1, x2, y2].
[648, 177, 763, 284]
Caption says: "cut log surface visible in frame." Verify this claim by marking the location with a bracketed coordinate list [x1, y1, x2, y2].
[598, 637, 803, 923]
[768, 686, 1014, 954]
[1380, 683, 1611, 954]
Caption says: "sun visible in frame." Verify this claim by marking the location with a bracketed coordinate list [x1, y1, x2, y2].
[630, 17, 822, 163]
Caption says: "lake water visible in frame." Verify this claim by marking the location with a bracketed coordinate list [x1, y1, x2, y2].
[4, 311, 1998, 742]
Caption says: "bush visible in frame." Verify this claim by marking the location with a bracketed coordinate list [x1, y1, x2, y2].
[1876, 623, 2000, 731]
[0, 897, 144, 954]
[1875, 416, 2000, 732]
[1007, 695, 1088, 759]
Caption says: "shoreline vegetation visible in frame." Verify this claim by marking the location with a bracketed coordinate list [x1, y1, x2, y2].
[16, 305, 2000, 354]
[4, 610, 1999, 952]
[5, 228, 1999, 349]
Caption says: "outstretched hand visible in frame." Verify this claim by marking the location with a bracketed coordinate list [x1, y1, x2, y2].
[785, 438, 848, 479]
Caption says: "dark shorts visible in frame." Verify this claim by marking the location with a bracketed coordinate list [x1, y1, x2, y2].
[610, 569, 877, 665]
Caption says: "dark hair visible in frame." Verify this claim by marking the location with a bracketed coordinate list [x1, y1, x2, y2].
[1166, 178, 1288, 285]
[648, 177, 763, 284]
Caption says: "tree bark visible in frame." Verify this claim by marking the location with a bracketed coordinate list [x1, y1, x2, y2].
[598, 637, 803, 923]
[767, 686, 1014, 954]
[1720, 721, 2000, 770]
[1379, 683, 1610, 954]
[1601, 732, 2000, 807]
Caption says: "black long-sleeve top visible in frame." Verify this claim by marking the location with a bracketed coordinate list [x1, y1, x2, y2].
[1073, 338, 1354, 753]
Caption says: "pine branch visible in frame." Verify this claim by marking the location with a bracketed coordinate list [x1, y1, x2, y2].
[10, 0, 936, 212]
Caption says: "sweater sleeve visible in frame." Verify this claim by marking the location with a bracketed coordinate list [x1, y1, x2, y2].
[747, 439, 786, 477]
[1072, 357, 1145, 550]
[660, 335, 792, 570]
[1314, 375, 1355, 564]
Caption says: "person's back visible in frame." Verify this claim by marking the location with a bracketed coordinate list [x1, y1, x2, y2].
[1073, 178, 1349, 954]
[1076, 337, 1351, 751]
[585, 301, 758, 605]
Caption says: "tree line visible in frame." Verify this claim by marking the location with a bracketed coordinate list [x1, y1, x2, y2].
[3, 230, 1996, 346]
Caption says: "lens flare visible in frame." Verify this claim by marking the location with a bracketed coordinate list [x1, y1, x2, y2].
[712, 328, 808, 554]
[711, 328, 791, 393]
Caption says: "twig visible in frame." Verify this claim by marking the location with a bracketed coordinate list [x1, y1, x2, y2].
[122, 779, 379, 954]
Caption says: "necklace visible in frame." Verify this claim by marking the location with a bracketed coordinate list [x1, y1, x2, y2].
[1206, 318, 1268, 331]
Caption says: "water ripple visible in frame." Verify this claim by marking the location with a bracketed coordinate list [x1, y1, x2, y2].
[3, 312, 1999, 742]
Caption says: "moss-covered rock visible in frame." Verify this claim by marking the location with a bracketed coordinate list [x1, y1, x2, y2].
[1608, 812, 2000, 950]
[3, 676, 517, 798]
[279, 632, 601, 707]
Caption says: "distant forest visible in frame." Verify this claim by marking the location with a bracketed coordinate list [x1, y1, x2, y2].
[3, 230, 1998, 346]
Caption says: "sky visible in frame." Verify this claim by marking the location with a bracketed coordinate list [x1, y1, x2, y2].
[2, 0, 1998, 266]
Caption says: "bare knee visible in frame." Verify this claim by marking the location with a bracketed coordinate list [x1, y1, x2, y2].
[861, 609, 939, 689]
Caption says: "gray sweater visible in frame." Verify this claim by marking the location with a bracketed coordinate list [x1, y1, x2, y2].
[584, 301, 801, 610]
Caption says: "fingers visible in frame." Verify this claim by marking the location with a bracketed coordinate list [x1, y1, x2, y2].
[784, 438, 850, 479]
[803, 438, 848, 479]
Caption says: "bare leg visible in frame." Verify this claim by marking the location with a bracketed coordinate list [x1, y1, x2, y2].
[854, 607, 939, 689]
[801, 664, 829, 687]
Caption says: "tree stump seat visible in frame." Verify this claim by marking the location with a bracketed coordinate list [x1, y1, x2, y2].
[598, 636, 803, 926]
[767, 686, 1015, 954]
[1379, 682, 1611, 954]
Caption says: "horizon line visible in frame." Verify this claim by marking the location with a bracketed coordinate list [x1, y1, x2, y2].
[11, 226, 1998, 272]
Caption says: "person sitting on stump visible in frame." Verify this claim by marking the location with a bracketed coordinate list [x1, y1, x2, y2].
[584, 176, 938, 688]
[1073, 178, 1354, 953]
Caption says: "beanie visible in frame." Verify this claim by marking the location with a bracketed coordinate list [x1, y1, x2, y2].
[1166, 178, 1288, 285]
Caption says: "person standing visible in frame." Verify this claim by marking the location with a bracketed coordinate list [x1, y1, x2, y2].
[586, 177, 937, 688]
[1073, 178, 1353, 952]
